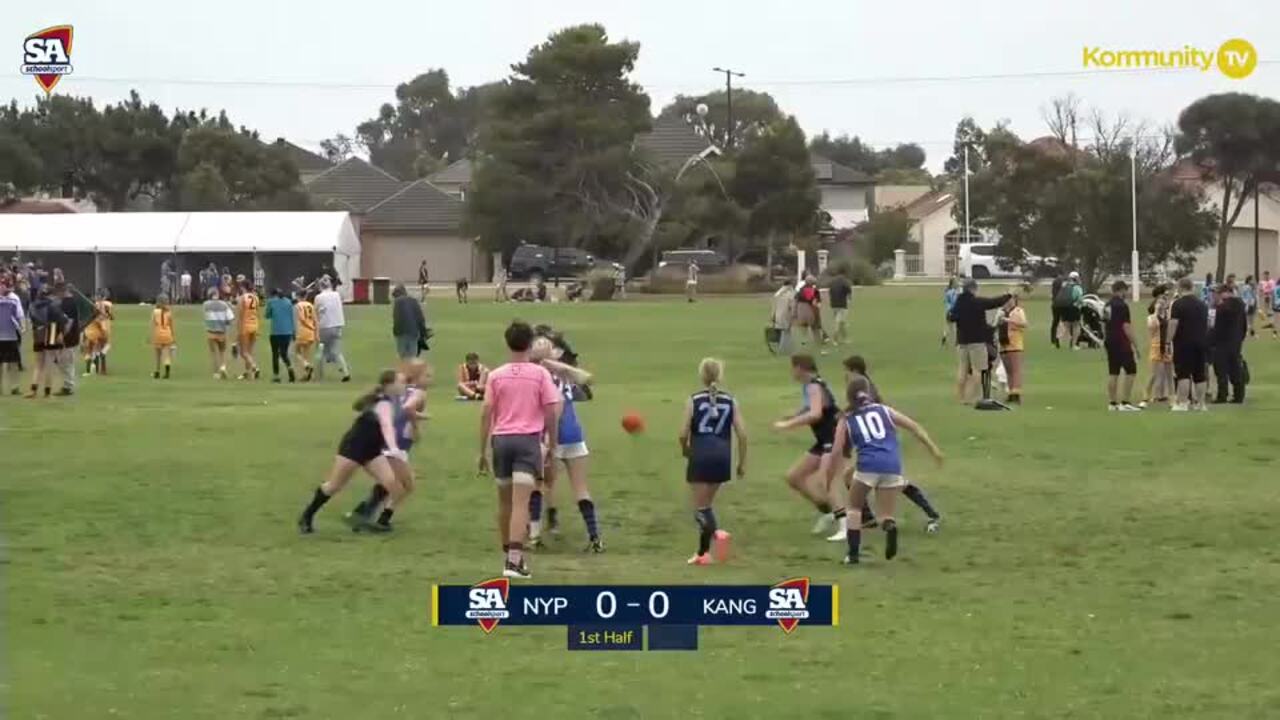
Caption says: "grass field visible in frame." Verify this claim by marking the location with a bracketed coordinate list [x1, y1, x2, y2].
[4, 287, 1280, 719]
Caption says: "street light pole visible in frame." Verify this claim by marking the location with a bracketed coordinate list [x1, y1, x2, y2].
[712, 67, 744, 150]
[963, 143, 971, 248]
[1131, 148, 1140, 302]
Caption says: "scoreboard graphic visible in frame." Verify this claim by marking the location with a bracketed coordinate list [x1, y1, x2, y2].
[433, 577, 838, 651]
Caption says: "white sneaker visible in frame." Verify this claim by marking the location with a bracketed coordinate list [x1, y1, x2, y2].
[1171, 403, 1189, 412]
[811, 513, 835, 535]
[1195, 403, 1209, 412]
[826, 516, 849, 542]
[1120, 403, 1141, 412]
[1108, 404, 1119, 412]
[1137, 401, 1148, 409]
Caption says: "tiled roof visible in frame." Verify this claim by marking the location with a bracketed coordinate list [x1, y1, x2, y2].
[304, 157, 403, 213]
[902, 189, 954, 221]
[363, 180, 464, 233]
[427, 158, 474, 186]
[636, 116, 718, 165]
[810, 154, 873, 185]
[272, 139, 332, 173]
[0, 199, 80, 214]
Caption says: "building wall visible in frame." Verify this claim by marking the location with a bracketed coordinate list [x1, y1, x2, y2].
[913, 202, 958, 277]
[873, 185, 931, 211]
[359, 231, 476, 282]
[819, 185, 869, 212]
[1191, 227, 1280, 279]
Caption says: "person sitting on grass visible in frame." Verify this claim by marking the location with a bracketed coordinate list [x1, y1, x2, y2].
[457, 352, 489, 400]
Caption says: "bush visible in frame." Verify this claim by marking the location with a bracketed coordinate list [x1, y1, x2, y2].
[822, 257, 880, 286]
[585, 269, 618, 301]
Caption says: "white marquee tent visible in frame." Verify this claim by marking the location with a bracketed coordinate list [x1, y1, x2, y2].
[1, 211, 360, 300]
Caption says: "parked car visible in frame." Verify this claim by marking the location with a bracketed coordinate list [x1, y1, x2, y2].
[958, 243, 1057, 280]
[508, 244, 596, 282]
[657, 249, 729, 273]
[735, 247, 794, 280]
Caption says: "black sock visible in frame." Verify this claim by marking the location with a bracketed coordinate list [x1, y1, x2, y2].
[164, 364, 170, 379]
[883, 518, 899, 559]
[377, 508, 394, 526]
[860, 503, 877, 525]
[529, 490, 543, 523]
[833, 507, 847, 522]
[816, 502, 832, 514]
[547, 506, 559, 529]
[577, 498, 599, 541]
[302, 487, 332, 520]
[846, 527, 862, 558]
[903, 484, 939, 520]
[361, 484, 389, 518]
[695, 507, 717, 555]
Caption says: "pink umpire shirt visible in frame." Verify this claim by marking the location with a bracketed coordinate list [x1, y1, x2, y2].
[485, 361, 561, 435]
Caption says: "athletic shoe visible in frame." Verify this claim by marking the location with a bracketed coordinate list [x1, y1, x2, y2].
[1137, 401, 1148, 409]
[925, 518, 941, 534]
[237, 374, 248, 381]
[686, 553, 711, 566]
[153, 371, 160, 379]
[826, 516, 849, 542]
[585, 538, 606, 554]
[272, 377, 281, 384]
[56, 388, 72, 396]
[1195, 403, 1209, 412]
[503, 561, 532, 579]
[341, 375, 351, 383]
[884, 522, 900, 560]
[1120, 403, 1142, 412]
[841, 554, 860, 565]
[1108, 403, 1118, 411]
[218, 368, 228, 380]
[811, 513, 835, 535]
[529, 536, 545, 550]
[1171, 403, 1189, 412]
[303, 366, 314, 382]
[712, 529, 731, 563]
[297, 516, 314, 534]
[253, 369, 261, 380]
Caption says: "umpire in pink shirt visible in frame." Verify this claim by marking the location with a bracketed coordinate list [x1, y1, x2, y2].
[479, 320, 562, 579]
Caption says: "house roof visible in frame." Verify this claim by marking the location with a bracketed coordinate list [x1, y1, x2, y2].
[427, 157, 474, 186]
[271, 139, 332, 173]
[636, 116, 718, 165]
[902, 189, 955, 222]
[304, 157, 403, 213]
[362, 179, 464, 233]
[0, 199, 81, 214]
[810, 154, 873, 185]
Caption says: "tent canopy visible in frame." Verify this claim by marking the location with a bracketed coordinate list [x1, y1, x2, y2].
[1, 211, 360, 256]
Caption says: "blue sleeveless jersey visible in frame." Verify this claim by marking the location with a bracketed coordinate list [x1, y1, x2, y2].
[394, 387, 416, 452]
[689, 390, 735, 443]
[556, 377, 585, 445]
[845, 404, 902, 474]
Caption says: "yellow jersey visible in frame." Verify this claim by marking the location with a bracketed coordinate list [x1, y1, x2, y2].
[151, 307, 175, 346]
[238, 293, 260, 333]
[1000, 306, 1026, 352]
[294, 301, 317, 344]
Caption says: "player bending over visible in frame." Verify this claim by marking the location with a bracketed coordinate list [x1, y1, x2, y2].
[827, 376, 943, 565]
[679, 358, 747, 565]
[773, 354, 847, 540]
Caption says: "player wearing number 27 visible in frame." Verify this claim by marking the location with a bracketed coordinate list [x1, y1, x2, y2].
[679, 358, 748, 566]
[827, 375, 943, 566]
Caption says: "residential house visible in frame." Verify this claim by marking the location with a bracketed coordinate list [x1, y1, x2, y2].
[812, 154, 873, 231]
[637, 115, 719, 166]
[872, 185, 931, 212]
[427, 158, 474, 199]
[903, 189, 965, 277]
[1169, 162, 1280, 279]
[270, 139, 334, 184]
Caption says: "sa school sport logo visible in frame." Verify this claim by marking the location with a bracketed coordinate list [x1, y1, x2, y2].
[766, 577, 811, 634]
[21, 25, 74, 95]
[465, 577, 510, 634]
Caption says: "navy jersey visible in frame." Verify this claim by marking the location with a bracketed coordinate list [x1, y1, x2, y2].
[689, 390, 735, 442]
[844, 403, 903, 474]
[803, 377, 839, 448]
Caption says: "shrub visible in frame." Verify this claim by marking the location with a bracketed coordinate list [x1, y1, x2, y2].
[822, 257, 880, 286]
[585, 269, 618, 301]
[644, 264, 770, 294]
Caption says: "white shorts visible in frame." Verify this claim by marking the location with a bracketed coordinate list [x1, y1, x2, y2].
[855, 472, 906, 489]
[554, 441, 589, 460]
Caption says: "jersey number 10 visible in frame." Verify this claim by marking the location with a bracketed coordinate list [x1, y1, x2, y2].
[853, 412, 887, 442]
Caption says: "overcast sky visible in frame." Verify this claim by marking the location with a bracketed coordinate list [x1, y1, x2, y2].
[6, 0, 1277, 171]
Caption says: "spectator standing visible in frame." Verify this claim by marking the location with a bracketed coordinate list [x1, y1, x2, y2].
[180, 269, 192, 304]
[1200, 273, 1215, 304]
[827, 272, 852, 345]
[1260, 271, 1277, 337]
[769, 281, 796, 355]
[997, 293, 1027, 404]
[315, 278, 351, 382]
[686, 261, 699, 303]
[264, 288, 297, 383]
[1141, 286, 1174, 407]
[942, 277, 959, 347]
[1241, 275, 1258, 337]
[1048, 274, 1065, 347]
[160, 257, 174, 300]
[418, 261, 430, 299]
[1211, 283, 1248, 404]
[56, 283, 86, 395]
[1103, 280, 1140, 411]
[494, 264, 510, 303]
[391, 284, 427, 360]
[952, 278, 1012, 403]
[25, 287, 69, 398]
[794, 275, 824, 352]
[0, 275, 24, 395]
[1054, 272, 1085, 349]
[1168, 277, 1210, 411]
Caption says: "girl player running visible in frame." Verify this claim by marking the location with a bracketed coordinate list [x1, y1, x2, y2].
[351, 360, 430, 530]
[679, 358, 747, 565]
[773, 354, 846, 539]
[827, 375, 944, 564]
[527, 337, 602, 553]
[297, 369, 407, 533]
[82, 289, 113, 375]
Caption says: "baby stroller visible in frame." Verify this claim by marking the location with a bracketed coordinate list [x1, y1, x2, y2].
[1076, 294, 1106, 348]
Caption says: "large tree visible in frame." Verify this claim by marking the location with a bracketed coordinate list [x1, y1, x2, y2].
[658, 89, 782, 151]
[1176, 93, 1280, 281]
[965, 105, 1217, 290]
[172, 119, 308, 210]
[467, 24, 653, 262]
[810, 131, 929, 183]
[731, 116, 821, 269]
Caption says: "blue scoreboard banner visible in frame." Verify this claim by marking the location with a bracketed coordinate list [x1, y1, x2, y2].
[432, 577, 838, 641]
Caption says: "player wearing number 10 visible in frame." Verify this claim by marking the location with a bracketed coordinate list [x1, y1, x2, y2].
[827, 375, 944, 565]
[679, 358, 747, 566]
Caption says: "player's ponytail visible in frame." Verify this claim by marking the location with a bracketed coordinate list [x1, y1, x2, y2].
[845, 374, 873, 410]
[353, 369, 398, 412]
[699, 357, 724, 414]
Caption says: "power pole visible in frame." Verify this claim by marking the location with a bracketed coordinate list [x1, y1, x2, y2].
[712, 67, 744, 150]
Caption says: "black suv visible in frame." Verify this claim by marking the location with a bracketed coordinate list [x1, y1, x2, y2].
[508, 244, 596, 282]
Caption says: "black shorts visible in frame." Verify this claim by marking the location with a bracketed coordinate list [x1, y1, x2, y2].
[0, 340, 19, 364]
[491, 433, 542, 480]
[687, 441, 732, 484]
[338, 425, 384, 465]
[808, 440, 834, 457]
[1106, 345, 1137, 375]
[1060, 306, 1081, 323]
[1173, 344, 1208, 383]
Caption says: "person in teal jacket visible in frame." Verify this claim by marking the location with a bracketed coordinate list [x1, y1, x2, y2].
[264, 288, 296, 383]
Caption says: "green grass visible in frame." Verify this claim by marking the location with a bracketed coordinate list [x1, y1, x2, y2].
[4, 288, 1280, 719]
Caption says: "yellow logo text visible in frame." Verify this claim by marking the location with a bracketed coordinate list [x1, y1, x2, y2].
[1082, 38, 1256, 79]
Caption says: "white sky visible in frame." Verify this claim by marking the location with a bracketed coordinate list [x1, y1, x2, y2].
[5, 0, 1278, 171]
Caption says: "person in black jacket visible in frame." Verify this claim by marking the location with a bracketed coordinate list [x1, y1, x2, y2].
[953, 279, 1012, 403]
[1049, 275, 1064, 348]
[25, 286, 69, 398]
[391, 284, 428, 360]
[1211, 283, 1248, 403]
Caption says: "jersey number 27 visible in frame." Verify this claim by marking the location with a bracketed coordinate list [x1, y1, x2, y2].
[696, 402, 730, 435]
